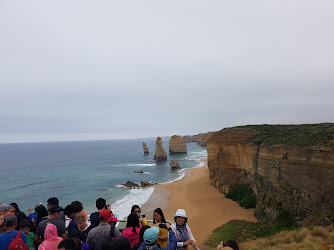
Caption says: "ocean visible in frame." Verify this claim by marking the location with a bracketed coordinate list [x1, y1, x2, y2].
[0, 137, 207, 219]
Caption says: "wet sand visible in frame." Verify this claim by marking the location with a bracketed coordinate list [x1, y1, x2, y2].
[142, 164, 258, 249]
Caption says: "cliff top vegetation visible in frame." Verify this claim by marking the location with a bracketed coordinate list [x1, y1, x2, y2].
[236, 123, 334, 148]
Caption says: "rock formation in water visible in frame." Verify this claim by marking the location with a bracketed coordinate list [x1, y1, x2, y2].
[143, 142, 149, 154]
[169, 135, 187, 154]
[153, 137, 167, 161]
[124, 180, 157, 188]
[170, 160, 181, 169]
[140, 181, 157, 187]
[207, 124, 334, 226]
[124, 181, 140, 188]
[132, 170, 144, 174]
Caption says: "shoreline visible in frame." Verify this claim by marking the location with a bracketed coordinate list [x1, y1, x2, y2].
[141, 164, 258, 248]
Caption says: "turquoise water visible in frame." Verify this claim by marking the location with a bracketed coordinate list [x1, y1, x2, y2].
[0, 137, 207, 219]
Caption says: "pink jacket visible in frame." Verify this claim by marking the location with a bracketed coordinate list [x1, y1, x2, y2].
[121, 226, 140, 248]
[38, 224, 63, 250]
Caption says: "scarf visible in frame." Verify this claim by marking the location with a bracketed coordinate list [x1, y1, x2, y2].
[176, 223, 188, 242]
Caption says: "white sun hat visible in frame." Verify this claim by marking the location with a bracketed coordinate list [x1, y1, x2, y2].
[174, 209, 188, 219]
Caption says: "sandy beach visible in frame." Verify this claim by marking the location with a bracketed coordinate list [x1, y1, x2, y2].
[142, 163, 258, 249]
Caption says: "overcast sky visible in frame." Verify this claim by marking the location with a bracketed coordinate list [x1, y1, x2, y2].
[1, 1, 333, 143]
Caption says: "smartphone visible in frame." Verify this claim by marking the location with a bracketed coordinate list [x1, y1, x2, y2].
[140, 214, 145, 218]
[159, 223, 167, 229]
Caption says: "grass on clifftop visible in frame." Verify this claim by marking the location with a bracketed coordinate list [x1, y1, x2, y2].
[203, 219, 299, 249]
[236, 123, 334, 148]
[203, 220, 334, 249]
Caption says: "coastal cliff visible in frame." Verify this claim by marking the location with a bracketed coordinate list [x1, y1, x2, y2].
[207, 124, 334, 226]
[183, 131, 216, 146]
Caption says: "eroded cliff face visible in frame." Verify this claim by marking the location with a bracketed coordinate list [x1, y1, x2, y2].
[207, 128, 334, 225]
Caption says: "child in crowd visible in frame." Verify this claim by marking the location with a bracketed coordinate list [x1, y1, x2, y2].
[153, 208, 169, 248]
[19, 219, 35, 250]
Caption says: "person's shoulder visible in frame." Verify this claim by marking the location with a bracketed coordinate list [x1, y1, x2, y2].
[90, 211, 99, 217]
[50, 218, 65, 226]
[38, 218, 48, 226]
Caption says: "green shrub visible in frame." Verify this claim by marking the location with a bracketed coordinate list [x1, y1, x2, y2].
[226, 184, 256, 208]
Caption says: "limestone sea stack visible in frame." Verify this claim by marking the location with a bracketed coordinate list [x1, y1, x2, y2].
[143, 142, 149, 154]
[169, 135, 187, 154]
[153, 137, 167, 161]
[170, 160, 181, 169]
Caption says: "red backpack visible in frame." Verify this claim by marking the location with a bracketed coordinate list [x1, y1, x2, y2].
[8, 231, 28, 250]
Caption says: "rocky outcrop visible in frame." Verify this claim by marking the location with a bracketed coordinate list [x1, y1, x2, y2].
[140, 181, 157, 187]
[207, 126, 334, 226]
[154, 137, 167, 161]
[170, 160, 181, 169]
[124, 180, 157, 188]
[182, 132, 216, 146]
[124, 181, 140, 188]
[169, 135, 187, 154]
[143, 142, 149, 154]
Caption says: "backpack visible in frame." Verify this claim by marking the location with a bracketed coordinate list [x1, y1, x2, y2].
[101, 225, 115, 249]
[8, 231, 28, 250]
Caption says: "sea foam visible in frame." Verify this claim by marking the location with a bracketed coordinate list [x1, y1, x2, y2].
[110, 187, 154, 220]
[127, 163, 156, 167]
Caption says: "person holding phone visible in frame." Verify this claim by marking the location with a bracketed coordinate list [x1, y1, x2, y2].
[131, 205, 148, 227]
[153, 208, 169, 248]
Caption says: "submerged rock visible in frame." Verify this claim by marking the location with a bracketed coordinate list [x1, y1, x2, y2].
[132, 170, 144, 174]
[169, 135, 187, 154]
[143, 142, 149, 154]
[154, 137, 167, 161]
[170, 160, 181, 169]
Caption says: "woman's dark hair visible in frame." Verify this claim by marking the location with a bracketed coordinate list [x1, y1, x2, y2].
[35, 205, 48, 225]
[96, 198, 107, 210]
[10, 203, 21, 213]
[153, 208, 166, 224]
[126, 213, 140, 233]
[71, 201, 83, 213]
[139, 226, 150, 241]
[224, 240, 239, 250]
[174, 216, 188, 224]
[131, 205, 140, 213]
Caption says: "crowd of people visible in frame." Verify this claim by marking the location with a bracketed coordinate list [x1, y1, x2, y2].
[0, 198, 238, 250]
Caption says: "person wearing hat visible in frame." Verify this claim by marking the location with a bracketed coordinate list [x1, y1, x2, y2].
[0, 215, 28, 250]
[171, 209, 197, 250]
[86, 209, 121, 249]
[138, 226, 177, 250]
[34, 205, 67, 246]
